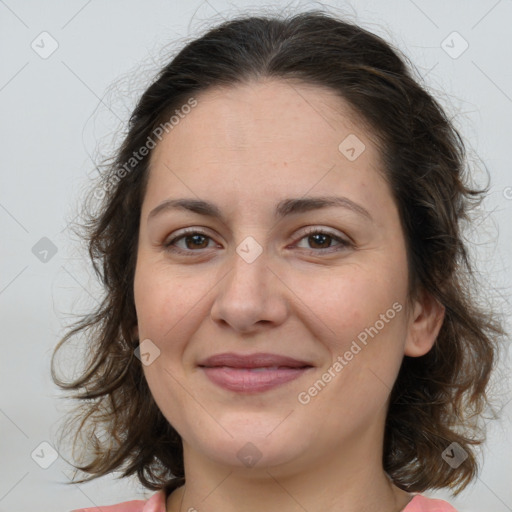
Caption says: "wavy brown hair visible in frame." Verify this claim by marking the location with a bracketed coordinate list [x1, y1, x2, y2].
[51, 9, 506, 496]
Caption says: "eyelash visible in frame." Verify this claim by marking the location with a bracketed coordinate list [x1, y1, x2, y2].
[162, 226, 352, 256]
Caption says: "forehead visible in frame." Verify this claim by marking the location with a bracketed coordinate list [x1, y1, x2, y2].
[151, 78, 377, 162]
[143, 79, 391, 222]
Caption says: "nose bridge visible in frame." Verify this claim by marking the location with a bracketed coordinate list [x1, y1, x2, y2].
[210, 234, 286, 330]
[225, 237, 270, 301]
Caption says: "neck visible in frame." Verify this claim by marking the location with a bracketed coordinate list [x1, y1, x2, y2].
[166, 427, 412, 512]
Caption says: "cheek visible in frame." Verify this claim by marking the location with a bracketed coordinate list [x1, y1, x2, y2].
[134, 258, 199, 339]
[300, 271, 408, 422]
[133, 260, 223, 377]
[293, 262, 407, 342]
[293, 259, 409, 402]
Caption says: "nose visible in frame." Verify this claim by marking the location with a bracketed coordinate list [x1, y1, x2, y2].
[210, 245, 288, 333]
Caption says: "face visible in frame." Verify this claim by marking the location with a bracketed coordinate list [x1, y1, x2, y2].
[133, 79, 440, 474]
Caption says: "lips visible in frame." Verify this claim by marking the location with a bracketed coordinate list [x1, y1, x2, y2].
[197, 352, 313, 369]
[198, 352, 314, 393]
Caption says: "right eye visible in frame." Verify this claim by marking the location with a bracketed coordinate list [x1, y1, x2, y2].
[163, 228, 219, 255]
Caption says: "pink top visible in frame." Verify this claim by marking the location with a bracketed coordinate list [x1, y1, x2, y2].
[71, 490, 458, 512]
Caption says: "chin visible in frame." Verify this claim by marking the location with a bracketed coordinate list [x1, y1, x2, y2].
[209, 438, 305, 472]
[189, 417, 311, 471]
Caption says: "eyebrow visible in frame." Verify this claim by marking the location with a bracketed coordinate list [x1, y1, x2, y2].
[148, 196, 373, 224]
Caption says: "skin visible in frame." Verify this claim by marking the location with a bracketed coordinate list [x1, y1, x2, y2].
[133, 79, 445, 512]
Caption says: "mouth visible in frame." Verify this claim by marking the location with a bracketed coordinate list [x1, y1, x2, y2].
[197, 352, 314, 393]
[199, 366, 314, 393]
[198, 352, 313, 368]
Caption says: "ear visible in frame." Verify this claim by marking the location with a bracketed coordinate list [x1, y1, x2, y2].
[404, 289, 445, 357]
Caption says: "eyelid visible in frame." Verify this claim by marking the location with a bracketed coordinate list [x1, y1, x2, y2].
[163, 225, 353, 256]
[163, 227, 217, 248]
[295, 225, 351, 243]
[291, 226, 353, 252]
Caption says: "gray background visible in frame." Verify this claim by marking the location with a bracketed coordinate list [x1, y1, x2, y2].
[1, 1, 511, 511]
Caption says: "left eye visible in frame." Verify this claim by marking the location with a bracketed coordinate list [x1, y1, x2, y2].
[163, 228, 350, 254]
[295, 230, 350, 251]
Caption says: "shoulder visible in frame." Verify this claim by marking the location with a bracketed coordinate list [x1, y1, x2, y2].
[404, 494, 459, 512]
[70, 489, 166, 512]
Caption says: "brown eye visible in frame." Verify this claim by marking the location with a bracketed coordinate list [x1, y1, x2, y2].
[307, 233, 333, 249]
[295, 228, 351, 253]
[164, 229, 216, 254]
[181, 234, 210, 250]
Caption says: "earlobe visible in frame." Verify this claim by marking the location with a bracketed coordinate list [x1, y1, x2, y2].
[404, 290, 445, 357]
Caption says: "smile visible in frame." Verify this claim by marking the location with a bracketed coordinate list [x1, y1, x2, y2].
[199, 366, 314, 393]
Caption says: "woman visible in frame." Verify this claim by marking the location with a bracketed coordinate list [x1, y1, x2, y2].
[53, 9, 504, 512]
